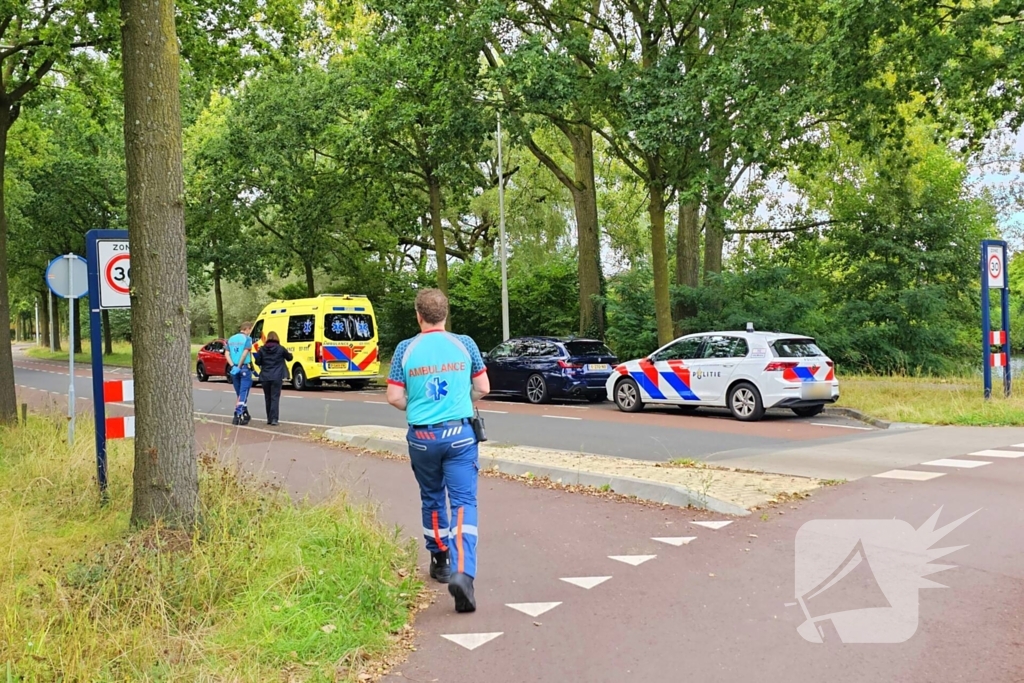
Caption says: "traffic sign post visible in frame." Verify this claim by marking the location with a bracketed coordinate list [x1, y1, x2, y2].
[981, 239, 1011, 399]
[86, 229, 131, 494]
[45, 254, 88, 445]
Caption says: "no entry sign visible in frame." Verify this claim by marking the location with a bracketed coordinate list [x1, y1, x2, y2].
[97, 239, 131, 308]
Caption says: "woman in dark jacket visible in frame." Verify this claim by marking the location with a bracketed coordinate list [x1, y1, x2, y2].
[254, 331, 293, 426]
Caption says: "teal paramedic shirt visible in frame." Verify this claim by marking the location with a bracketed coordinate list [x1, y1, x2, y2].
[226, 333, 252, 367]
[388, 330, 487, 426]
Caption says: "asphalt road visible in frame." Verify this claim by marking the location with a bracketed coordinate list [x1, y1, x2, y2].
[12, 352, 877, 463]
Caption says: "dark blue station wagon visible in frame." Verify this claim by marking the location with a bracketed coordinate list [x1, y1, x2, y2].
[483, 337, 619, 404]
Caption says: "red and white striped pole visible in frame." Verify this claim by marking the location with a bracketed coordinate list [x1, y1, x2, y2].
[102, 379, 135, 439]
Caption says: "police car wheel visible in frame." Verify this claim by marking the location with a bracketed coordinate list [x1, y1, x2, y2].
[525, 374, 550, 404]
[292, 365, 308, 391]
[728, 382, 765, 422]
[614, 378, 644, 413]
[196, 362, 209, 382]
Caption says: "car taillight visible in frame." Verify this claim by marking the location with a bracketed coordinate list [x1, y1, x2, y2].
[558, 360, 582, 369]
[764, 361, 798, 372]
[826, 360, 834, 367]
[315, 342, 322, 363]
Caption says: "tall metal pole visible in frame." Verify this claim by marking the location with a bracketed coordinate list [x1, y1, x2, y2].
[66, 255, 76, 444]
[34, 299, 39, 345]
[49, 292, 55, 352]
[497, 114, 510, 341]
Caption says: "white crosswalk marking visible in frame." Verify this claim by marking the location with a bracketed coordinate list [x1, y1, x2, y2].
[921, 458, 991, 469]
[873, 469, 946, 481]
[970, 449, 1024, 458]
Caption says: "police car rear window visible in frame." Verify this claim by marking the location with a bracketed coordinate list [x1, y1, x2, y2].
[324, 313, 374, 342]
[772, 339, 824, 357]
[565, 341, 615, 357]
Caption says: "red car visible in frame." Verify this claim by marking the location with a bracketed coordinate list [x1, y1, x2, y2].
[196, 339, 229, 382]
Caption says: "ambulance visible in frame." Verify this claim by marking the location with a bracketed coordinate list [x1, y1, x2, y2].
[250, 294, 381, 390]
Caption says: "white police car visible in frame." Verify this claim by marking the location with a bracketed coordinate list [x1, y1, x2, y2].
[606, 325, 839, 421]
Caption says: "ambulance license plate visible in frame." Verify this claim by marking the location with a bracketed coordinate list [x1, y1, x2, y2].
[328, 362, 348, 370]
[586, 363, 610, 372]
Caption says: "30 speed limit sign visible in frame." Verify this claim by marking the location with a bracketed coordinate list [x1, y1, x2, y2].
[97, 239, 131, 308]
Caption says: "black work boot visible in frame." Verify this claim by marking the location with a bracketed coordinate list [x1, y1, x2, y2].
[231, 414, 240, 426]
[240, 410, 251, 426]
[448, 572, 476, 613]
[430, 551, 451, 583]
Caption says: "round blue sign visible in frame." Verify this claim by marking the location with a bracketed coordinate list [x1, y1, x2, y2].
[45, 255, 89, 299]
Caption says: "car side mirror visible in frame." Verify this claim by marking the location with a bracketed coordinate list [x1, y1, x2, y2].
[482, 351, 489, 360]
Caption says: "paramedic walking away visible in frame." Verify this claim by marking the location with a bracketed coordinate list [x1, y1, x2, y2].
[226, 322, 254, 425]
[386, 289, 490, 613]
[254, 331, 292, 426]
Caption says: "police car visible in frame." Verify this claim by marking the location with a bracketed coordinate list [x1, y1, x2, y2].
[606, 325, 839, 421]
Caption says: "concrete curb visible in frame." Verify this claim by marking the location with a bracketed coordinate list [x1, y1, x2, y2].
[322, 429, 750, 516]
[822, 406, 930, 431]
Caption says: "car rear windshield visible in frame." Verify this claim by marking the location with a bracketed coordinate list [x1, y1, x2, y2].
[565, 341, 615, 357]
[324, 313, 375, 342]
[772, 338, 824, 358]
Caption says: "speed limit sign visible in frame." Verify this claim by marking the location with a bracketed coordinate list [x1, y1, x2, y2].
[97, 239, 131, 308]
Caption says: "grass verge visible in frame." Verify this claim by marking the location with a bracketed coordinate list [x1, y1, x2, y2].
[1, 414, 421, 681]
[837, 374, 1024, 426]
[25, 342, 204, 369]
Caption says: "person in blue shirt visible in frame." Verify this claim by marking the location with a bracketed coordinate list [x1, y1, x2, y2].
[387, 289, 490, 613]
[225, 321, 254, 426]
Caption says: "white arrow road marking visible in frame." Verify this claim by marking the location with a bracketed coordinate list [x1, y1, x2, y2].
[441, 632, 504, 651]
[608, 555, 656, 566]
[971, 449, 1024, 458]
[651, 537, 697, 547]
[560, 576, 611, 590]
[921, 458, 991, 469]
[506, 602, 562, 617]
[872, 469, 946, 481]
[692, 520, 733, 530]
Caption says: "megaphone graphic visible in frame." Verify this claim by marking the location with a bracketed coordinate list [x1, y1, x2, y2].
[796, 539, 892, 643]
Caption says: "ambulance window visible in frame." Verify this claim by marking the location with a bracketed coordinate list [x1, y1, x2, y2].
[287, 315, 316, 343]
[324, 313, 375, 341]
[250, 320, 264, 343]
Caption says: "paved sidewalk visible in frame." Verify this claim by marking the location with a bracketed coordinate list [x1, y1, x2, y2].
[323, 424, 821, 514]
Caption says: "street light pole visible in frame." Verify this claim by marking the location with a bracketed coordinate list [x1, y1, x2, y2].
[497, 113, 510, 341]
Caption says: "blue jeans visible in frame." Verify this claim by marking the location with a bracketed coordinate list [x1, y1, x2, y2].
[231, 367, 253, 418]
[407, 422, 479, 577]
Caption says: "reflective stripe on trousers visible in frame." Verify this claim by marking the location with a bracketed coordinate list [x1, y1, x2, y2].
[407, 424, 479, 578]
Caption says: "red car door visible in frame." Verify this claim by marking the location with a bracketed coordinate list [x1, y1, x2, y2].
[201, 340, 228, 376]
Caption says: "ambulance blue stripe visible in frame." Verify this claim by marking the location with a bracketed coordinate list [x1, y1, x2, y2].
[354, 307, 365, 311]
[659, 372, 700, 401]
[630, 372, 665, 400]
[793, 367, 816, 381]
[333, 306, 347, 311]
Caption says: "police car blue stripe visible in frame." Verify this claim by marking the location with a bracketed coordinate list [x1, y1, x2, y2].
[631, 372, 666, 400]
[793, 366, 816, 381]
[659, 372, 700, 401]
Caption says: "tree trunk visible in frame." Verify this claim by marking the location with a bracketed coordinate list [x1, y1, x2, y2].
[121, 0, 198, 529]
[569, 125, 604, 338]
[213, 262, 225, 339]
[426, 174, 450, 329]
[51, 292, 61, 352]
[103, 309, 113, 355]
[647, 176, 674, 346]
[73, 298, 83, 354]
[0, 114, 17, 424]
[702, 146, 728, 279]
[427, 175, 448, 295]
[303, 260, 315, 297]
[39, 289, 50, 348]
[674, 200, 701, 329]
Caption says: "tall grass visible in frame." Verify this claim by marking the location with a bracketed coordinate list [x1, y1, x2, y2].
[838, 374, 1024, 425]
[0, 414, 421, 681]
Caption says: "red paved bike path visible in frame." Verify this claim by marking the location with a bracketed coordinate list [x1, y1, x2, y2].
[185, 420, 1024, 683]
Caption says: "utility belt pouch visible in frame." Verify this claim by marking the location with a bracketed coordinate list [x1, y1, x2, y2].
[471, 409, 487, 443]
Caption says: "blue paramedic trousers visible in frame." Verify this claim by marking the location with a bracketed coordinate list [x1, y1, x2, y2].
[406, 420, 479, 578]
[231, 367, 253, 418]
